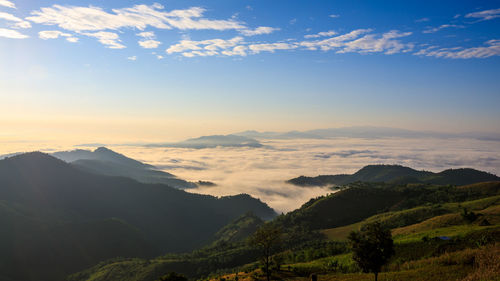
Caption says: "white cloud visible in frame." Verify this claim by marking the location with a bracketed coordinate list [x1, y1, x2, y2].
[221, 45, 247, 56]
[337, 30, 413, 54]
[0, 11, 31, 28]
[39, 30, 79, 42]
[127, 56, 137, 61]
[415, 40, 500, 59]
[39, 30, 69, 39]
[423, 24, 464, 34]
[166, 36, 244, 57]
[27, 4, 244, 32]
[249, 42, 297, 54]
[465, 8, 500, 21]
[304, 30, 337, 39]
[139, 39, 161, 49]
[454, 14, 461, 19]
[137, 31, 155, 38]
[166, 29, 413, 58]
[0, 0, 15, 9]
[299, 29, 372, 51]
[66, 37, 78, 43]
[0, 27, 28, 38]
[81, 31, 125, 49]
[329, 14, 339, 18]
[240, 26, 279, 36]
[156, 55, 164, 59]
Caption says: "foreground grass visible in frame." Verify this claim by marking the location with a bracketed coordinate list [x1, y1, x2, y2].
[212, 244, 500, 281]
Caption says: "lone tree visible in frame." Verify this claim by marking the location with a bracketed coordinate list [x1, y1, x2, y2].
[249, 224, 282, 281]
[347, 222, 394, 281]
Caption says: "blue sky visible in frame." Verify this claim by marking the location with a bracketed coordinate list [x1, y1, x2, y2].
[0, 0, 499, 142]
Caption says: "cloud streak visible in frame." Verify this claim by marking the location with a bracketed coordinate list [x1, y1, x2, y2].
[465, 8, 500, 21]
[415, 40, 500, 59]
[423, 24, 464, 34]
[0, 0, 15, 9]
[0, 11, 31, 28]
[165, 29, 414, 57]
[0, 27, 28, 38]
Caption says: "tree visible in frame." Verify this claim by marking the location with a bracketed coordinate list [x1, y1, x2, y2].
[347, 222, 394, 281]
[249, 224, 282, 281]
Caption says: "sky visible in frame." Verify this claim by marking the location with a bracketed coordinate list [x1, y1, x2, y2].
[1, 0, 500, 144]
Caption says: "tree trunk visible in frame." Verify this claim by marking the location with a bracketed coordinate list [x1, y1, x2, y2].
[266, 254, 270, 281]
[374, 272, 378, 281]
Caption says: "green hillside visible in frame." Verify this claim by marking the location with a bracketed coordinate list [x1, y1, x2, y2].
[69, 181, 500, 281]
[287, 164, 500, 187]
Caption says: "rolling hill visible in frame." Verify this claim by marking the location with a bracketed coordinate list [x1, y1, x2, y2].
[0, 152, 276, 281]
[287, 164, 500, 187]
[52, 147, 196, 189]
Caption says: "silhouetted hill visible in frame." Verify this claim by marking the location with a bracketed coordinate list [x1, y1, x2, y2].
[148, 134, 263, 149]
[287, 164, 500, 187]
[53, 147, 153, 169]
[0, 152, 276, 281]
[52, 147, 195, 189]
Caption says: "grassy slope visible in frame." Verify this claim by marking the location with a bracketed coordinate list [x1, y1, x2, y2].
[213, 192, 500, 281]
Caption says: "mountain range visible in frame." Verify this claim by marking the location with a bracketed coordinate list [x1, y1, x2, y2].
[146, 134, 263, 149]
[287, 164, 500, 187]
[51, 147, 197, 189]
[0, 152, 276, 281]
[235, 126, 500, 141]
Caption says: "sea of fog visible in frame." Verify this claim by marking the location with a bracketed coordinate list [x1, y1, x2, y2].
[1, 137, 499, 213]
[110, 137, 500, 213]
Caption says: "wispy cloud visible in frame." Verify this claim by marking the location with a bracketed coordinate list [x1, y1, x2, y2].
[0, 11, 31, 28]
[300, 29, 413, 54]
[166, 29, 414, 58]
[240, 26, 279, 36]
[27, 4, 244, 32]
[423, 24, 464, 34]
[465, 8, 500, 21]
[166, 36, 245, 57]
[304, 30, 337, 39]
[415, 39, 500, 59]
[39, 30, 78, 42]
[81, 31, 125, 49]
[127, 56, 137, 61]
[415, 17, 430, 23]
[329, 14, 340, 18]
[0, 27, 28, 38]
[249, 42, 298, 54]
[0, 0, 15, 9]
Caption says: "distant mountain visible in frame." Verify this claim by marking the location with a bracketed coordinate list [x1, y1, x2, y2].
[148, 134, 263, 149]
[0, 152, 276, 281]
[52, 147, 196, 189]
[235, 126, 500, 141]
[287, 164, 500, 187]
[53, 147, 153, 169]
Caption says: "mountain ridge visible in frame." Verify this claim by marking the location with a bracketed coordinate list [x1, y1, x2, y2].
[287, 164, 500, 187]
